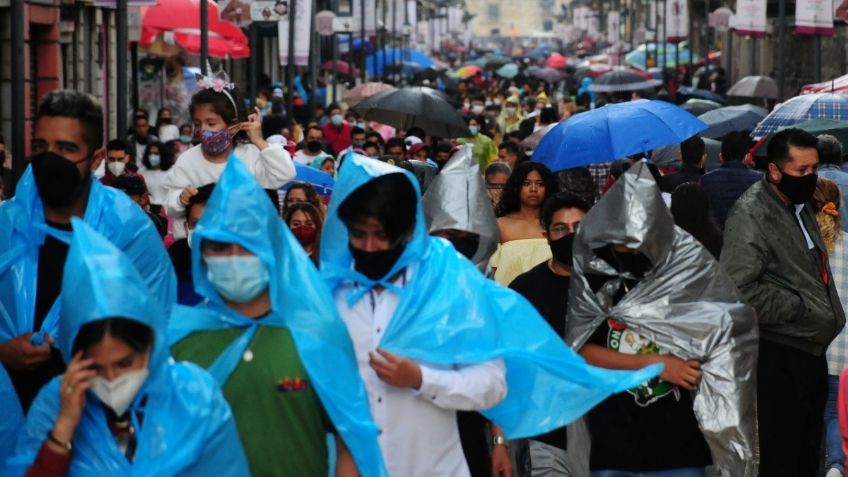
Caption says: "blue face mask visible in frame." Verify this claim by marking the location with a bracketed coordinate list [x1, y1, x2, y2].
[149, 154, 161, 168]
[331, 114, 344, 126]
[180, 135, 193, 144]
[469, 126, 479, 136]
[205, 255, 270, 304]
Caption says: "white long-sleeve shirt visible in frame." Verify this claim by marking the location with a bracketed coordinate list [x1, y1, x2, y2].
[163, 142, 295, 235]
[335, 267, 506, 477]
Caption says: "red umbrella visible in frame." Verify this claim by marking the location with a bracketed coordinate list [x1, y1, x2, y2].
[545, 53, 567, 70]
[140, 0, 249, 58]
[321, 60, 359, 77]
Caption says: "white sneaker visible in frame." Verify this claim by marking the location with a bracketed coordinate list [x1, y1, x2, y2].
[826, 468, 844, 477]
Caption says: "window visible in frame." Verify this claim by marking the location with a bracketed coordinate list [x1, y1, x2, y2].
[543, 20, 554, 31]
[488, 3, 500, 21]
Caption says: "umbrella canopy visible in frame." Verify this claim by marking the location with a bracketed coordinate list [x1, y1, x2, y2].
[727, 76, 778, 99]
[140, 0, 249, 58]
[496, 63, 520, 79]
[351, 87, 472, 138]
[454, 64, 482, 79]
[753, 118, 848, 157]
[575, 64, 612, 82]
[533, 67, 566, 83]
[384, 62, 426, 77]
[625, 43, 698, 69]
[589, 70, 662, 93]
[545, 53, 567, 70]
[481, 55, 511, 69]
[698, 104, 768, 139]
[520, 124, 557, 150]
[652, 137, 722, 170]
[280, 164, 335, 196]
[801, 73, 848, 95]
[365, 48, 434, 76]
[751, 93, 848, 137]
[321, 60, 359, 77]
[343, 82, 396, 106]
[681, 99, 723, 116]
[531, 99, 707, 171]
[677, 86, 726, 104]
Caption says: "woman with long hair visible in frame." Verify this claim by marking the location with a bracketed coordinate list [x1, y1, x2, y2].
[282, 182, 325, 217]
[284, 202, 324, 267]
[490, 161, 561, 285]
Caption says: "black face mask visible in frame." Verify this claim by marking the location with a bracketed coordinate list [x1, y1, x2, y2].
[159, 117, 171, 125]
[775, 168, 817, 205]
[30, 151, 90, 208]
[448, 235, 480, 260]
[307, 141, 323, 153]
[350, 243, 406, 281]
[549, 233, 575, 267]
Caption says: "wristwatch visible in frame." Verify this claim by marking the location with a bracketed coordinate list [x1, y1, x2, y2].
[492, 435, 508, 448]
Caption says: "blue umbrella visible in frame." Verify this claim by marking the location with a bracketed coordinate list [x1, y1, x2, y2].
[365, 48, 434, 76]
[625, 43, 699, 69]
[751, 93, 848, 138]
[531, 100, 707, 171]
[280, 163, 335, 196]
[496, 63, 519, 79]
[698, 104, 768, 139]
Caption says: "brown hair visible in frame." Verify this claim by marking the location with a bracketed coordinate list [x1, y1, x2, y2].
[284, 201, 324, 266]
[812, 177, 843, 254]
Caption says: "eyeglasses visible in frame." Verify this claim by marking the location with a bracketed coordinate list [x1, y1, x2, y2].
[486, 183, 506, 190]
[550, 223, 579, 236]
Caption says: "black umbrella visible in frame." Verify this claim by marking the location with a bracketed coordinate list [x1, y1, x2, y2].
[351, 87, 472, 138]
[532, 67, 566, 83]
[680, 99, 722, 116]
[483, 54, 511, 69]
[676, 86, 726, 104]
[588, 70, 662, 93]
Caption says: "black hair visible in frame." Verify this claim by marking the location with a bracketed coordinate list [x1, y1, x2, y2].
[284, 201, 324, 266]
[142, 141, 174, 171]
[406, 127, 427, 141]
[186, 183, 216, 219]
[190, 86, 250, 143]
[72, 318, 154, 356]
[575, 92, 592, 107]
[385, 137, 406, 152]
[0, 133, 5, 145]
[485, 162, 512, 177]
[106, 139, 129, 153]
[767, 128, 819, 166]
[37, 90, 104, 153]
[434, 142, 454, 154]
[327, 103, 342, 114]
[557, 167, 596, 206]
[338, 173, 417, 245]
[539, 107, 558, 125]
[498, 141, 521, 157]
[497, 161, 560, 217]
[350, 127, 366, 138]
[541, 192, 590, 230]
[362, 141, 380, 154]
[113, 174, 147, 196]
[154, 107, 172, 129]
[720, 131, 751, 163]
[680, 135, 706, 166]
[670, 183, 723, 259]
[817, 134, 843, 165]
[284, 182, 323, 215]
[505, 130, 528, 142]
[518, 118, 536, 139]
[365, 131, 385, 145]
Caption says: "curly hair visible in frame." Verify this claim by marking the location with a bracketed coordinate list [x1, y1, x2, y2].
[496, 161, 560, 217]
[812, 177, 843, 254]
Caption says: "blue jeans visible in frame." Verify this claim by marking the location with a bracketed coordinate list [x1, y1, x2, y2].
[590, 469, 704, 477]
[825, 374, 845, 472]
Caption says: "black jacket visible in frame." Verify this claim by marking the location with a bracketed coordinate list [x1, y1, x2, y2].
[700, 162, 762, 227]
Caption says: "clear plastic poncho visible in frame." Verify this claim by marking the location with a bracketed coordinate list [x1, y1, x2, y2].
[421, 145, 499, 270]
[167, 159, 387, 477]
[6, 219, 249, 476]
[320, 153, 663, 439]
[565, 161, 759, 476]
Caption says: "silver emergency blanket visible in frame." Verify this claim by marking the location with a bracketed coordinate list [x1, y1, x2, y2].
[421, 145, 500, 269]
[565, 161, 759, 476]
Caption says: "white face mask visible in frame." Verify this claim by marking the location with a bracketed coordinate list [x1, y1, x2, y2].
[471, 104, 485, 115]
[107, 161, 126, 177]
[91, 367, 149, 416]
[505, 107, 517, 116]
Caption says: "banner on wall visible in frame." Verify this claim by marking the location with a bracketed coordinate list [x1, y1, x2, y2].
[796, 0, 834, 35]
[278, 0, 313, 66]
[732, 0, 766, 37]
[665, 0, 689, 42]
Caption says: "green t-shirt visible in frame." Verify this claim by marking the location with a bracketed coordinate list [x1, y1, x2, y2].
[172, 326, 331, 477]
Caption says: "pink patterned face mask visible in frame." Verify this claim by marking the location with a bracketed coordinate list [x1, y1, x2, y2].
[200, 128, 232, 156]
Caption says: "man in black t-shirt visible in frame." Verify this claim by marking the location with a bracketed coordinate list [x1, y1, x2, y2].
[506, 192, 590, 477]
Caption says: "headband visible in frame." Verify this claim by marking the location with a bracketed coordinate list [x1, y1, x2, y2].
[195, 72, 239, 118]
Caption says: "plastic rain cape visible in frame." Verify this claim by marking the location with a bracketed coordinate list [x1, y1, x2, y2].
[320, 153, 663, 439]
[6, 220, 249, 477]
[166, 159, 387, 477]
[0, 167, 176, 345]
[421, 145, 500, 270]
[565, 161, 758, 477]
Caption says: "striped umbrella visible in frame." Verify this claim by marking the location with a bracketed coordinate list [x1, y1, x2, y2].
[454, 65, 482, 79]
[751, 93, 848, 138]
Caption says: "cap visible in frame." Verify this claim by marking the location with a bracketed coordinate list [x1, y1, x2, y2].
[409, 143, 429, 156]
[404, 136, 423, 149]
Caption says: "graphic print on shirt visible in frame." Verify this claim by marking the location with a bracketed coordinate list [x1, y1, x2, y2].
[606, 319, 680, 407]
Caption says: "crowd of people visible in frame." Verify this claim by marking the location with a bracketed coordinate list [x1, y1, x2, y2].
[0, 61, 847, 477]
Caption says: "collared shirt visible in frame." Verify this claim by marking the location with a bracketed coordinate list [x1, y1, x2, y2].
[795, 204, 815, 249]
[335, 268, 507, 477]
[828, 235, 848, 374]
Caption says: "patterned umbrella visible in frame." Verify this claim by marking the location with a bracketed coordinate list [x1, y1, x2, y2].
[343, 82, 396, 106]
[751, 93, 848, 138]
[454, 65, 482, 79]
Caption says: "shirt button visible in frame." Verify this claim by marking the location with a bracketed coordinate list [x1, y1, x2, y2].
[243, 349, 254, 362]
[378, 396, 383, 403]
[376, 327, 381, 333]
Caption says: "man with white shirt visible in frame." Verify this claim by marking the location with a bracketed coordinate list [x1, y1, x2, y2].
[722, 128, 846, 477]
[320, 154, 664, 477]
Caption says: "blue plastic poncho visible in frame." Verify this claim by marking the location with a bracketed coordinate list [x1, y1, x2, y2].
[0, 167, 176, 344]
[167, 159, 387, 477]
[6, 219, 249, 477]
[0, 365, 23, 468]
[320, 154, 663, 439]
